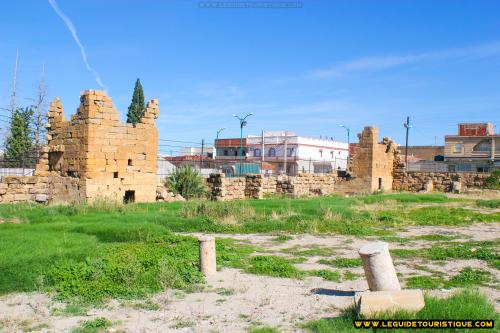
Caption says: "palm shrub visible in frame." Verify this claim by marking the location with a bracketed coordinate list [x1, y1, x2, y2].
[164, 166, 207, 199]
[484, 169, 500, 190]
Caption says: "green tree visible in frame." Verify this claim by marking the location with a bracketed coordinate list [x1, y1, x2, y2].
[126, 78, 145, 124]
[5, 106, 34, 164]
[164, 166, 207, 200]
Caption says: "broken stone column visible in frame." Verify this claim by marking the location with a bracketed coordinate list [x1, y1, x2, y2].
[358, 242, 401, 291]
[199, 236, 216, 276]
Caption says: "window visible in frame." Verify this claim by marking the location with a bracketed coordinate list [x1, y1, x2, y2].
[473, 140, 491, 152]
[223, 150, 228, 156]
[113, 172, 119, 178]
[234, 150, 238, 156]
[128, 159, 133, 166]
[268, 148, 276, 157]
[254, 148, 261, 157]
[242, 150, 246, 156]
[330, 151, 334, 158]
[319, 149, 323, 158]
[453, 143, 462, 153]
[287, 147, 294, 157]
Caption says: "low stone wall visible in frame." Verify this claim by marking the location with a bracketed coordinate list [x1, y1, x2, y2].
[208, 173, 338, 200]
[0, 176, 49, 204]
[207, 173, 246, 201]
[393, 171, 490, 192]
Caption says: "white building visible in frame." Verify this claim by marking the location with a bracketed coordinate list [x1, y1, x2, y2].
[246, 131, 348, 175]
[179, 146, 215, 158]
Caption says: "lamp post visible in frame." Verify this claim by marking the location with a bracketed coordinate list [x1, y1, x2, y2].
[233, 113, 253, 176]
[215, 127, 226, 160]
[339, 125, 350, 146]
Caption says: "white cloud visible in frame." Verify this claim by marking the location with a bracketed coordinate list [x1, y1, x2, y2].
[309, 41, 500, 78]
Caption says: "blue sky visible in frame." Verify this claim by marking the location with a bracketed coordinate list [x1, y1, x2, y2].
[1, 0, 499, 154]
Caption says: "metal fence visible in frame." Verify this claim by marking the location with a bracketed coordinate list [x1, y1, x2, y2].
[157, 157, 349, 178]
[407, 160, 496, 173]
[0, 152, 39, 179]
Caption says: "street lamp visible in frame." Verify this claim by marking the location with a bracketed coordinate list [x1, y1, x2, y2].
[215, 127, 226, 160]
[339, 125, 350, 145]
[233, 113, 253, 176]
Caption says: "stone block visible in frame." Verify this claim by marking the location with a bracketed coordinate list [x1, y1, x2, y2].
[354, 290, 425, 316]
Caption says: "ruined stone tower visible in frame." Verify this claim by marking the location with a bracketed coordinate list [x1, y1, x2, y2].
[35, 90, 159, 203]
[349, 127, 397, 192]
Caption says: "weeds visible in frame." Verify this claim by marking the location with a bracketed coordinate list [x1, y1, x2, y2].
[318, 258, 362, 268]
[72, 317, 111, 333]
[245, 256, 304, 279]
[308, 269, 341, 282]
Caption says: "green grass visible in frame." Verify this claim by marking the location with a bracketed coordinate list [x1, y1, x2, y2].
[476, 199, 500, 209]
[0, 193, 497, 302]
[282, 245, 337, 257]
[415, 234, 461, 241]
[303, 289, 498, 332]
[272, 235, 293, 242]
[308, 269, 341, 281]
[343, 271, 361, 281]
[245, 256, 305, 279]
[406, 267, 492, 289]
[318, 257, 362, 268]
[72, 317, 111, 333]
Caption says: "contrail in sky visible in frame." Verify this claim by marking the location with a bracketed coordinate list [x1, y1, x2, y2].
[48, 0, 105, 88]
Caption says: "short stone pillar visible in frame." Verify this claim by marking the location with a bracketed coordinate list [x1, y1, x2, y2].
[358, 242, 401, 291]
[424, 180, 434, 193]
[452, 181, 462, 194]
[198, 236, 216, 276]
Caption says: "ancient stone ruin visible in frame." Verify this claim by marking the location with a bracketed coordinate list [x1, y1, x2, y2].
[0, 90, 159, 204]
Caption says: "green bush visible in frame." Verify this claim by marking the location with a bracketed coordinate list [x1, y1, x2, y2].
[164, 166, 207, 200]
[484, 169, 500, 190]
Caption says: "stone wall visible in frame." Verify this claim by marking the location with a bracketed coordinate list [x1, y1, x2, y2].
[208, 173, 337, 200]
[393, 171, 490, 192]
[0, 176, 49, 204]
[207, 173, 246, 201]
[0, 175, 85, 204]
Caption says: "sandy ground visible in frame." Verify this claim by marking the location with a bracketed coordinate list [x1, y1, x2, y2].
[1, 221, 499, 333]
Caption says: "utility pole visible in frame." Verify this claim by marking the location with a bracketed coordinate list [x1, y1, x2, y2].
[10, 49, 19, 114]
[404, 116, 412, 170]
[261, 130, 265, 175]
[283, 137, 288, 176]
[200, 139, 205, 172]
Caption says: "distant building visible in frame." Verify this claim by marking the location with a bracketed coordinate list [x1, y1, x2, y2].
[444, 122, 498, 172]
[214, 138, 247, 160]
[179, 146, 214, 158]
[397, 145, 445, 161]
[246, 131, 348, 175]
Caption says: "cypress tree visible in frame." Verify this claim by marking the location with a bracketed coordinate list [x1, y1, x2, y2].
[5, 106, 34, 165]
[126, 78, 145, 124]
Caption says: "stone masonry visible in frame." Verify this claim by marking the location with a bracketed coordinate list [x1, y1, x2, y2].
[0, 90, 160, 204]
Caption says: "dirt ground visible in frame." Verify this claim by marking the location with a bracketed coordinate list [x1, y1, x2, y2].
[1, 221, 499, 333]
